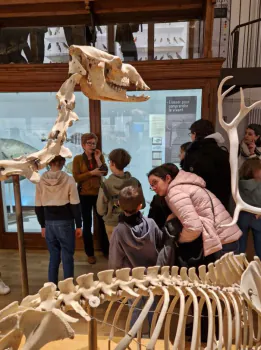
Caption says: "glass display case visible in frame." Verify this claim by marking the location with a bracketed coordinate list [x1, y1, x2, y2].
[0, 92, 89, 232]
[101, 89, 202, 215]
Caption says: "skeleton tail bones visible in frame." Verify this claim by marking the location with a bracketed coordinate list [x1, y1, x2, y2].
[1, 252, 261, 350]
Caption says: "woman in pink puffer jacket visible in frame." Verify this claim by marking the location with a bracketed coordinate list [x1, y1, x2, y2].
[148, 164, 242, 265]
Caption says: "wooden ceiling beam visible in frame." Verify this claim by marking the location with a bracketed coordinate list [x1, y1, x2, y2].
[0, 0, 85, 4]
[0, 58, 224, 92]
[0, 10, 202, 28]
[0, 2, 89, 18]
[0, 0, 206, 26]
[91, 0, 202, 14]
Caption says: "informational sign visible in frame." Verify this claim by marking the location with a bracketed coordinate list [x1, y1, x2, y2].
[149, 114, 165, 137]
[165, 96, 197, 164]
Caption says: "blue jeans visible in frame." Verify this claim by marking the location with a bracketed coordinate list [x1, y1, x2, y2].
[45, 220, 75, 285]
[238, 211, 261, 259]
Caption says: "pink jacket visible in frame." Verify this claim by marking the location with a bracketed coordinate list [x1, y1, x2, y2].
[165, 170, 242, 257]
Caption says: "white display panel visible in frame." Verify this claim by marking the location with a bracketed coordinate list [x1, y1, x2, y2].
[0, 92, 89, 232]
[101, 89, 202, 215]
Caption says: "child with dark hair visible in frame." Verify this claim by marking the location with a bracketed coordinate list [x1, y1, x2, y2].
[97, 148, 145, 240]
[239, 124, 261, 167]
[109, 186, 164, 334]
[108, 186, 162, 270]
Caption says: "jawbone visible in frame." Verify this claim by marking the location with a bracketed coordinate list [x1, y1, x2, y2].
[69, 45, 150, 102]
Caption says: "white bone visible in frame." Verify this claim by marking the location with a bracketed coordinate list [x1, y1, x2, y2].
[116, 290, 154, 350]
[218, 76, 261, 224]
[1, 253, 261, 349]
[147, 287, 169, 349]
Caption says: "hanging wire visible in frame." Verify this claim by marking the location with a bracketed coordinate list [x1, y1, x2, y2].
[114, 299, 220, 318]
[88, 314, 147, 348]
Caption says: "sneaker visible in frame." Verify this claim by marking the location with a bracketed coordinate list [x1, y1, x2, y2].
[0, 279, 10, 295]
[87, 256, 96, 264]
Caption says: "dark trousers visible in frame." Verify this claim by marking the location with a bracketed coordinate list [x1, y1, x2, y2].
[177, 235, 240, 342]
[45, 220, 75, 286]
[238, 211, 261, 259]
[80, 195, 109, 257]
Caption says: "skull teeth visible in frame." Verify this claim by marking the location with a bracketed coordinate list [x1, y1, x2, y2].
[107, 82, 128, 92]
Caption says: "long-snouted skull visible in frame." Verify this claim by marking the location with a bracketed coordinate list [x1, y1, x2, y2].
[69, 45, 150, 102]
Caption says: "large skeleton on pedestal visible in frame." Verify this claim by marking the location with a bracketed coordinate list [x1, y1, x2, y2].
[1, 49, 261, 349]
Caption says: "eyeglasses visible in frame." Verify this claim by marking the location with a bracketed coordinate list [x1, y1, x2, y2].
[149, 180, 160, 191]
[86, 142, 97, 146]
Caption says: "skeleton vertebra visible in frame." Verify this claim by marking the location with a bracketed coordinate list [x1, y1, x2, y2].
[0, 253, 261, 350]
[0, 46, 150, 183]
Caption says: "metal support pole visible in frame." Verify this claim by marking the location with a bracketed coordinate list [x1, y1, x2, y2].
[88, 306, 98, 350]
[12, 175, 29, 297]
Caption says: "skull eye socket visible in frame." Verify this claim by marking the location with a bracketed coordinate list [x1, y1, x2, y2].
[105, 64, 110, 75]
[69, 55, 72, 61]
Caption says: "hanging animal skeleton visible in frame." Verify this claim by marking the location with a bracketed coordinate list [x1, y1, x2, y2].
[0, 253, 261, 349]
[1, 55, 261, 349]
[0, 46, 150, 183]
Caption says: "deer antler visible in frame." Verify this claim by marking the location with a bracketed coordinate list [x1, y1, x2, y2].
[218, 76, 261, 225]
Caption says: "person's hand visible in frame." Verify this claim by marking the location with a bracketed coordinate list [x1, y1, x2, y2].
[75, 228, 82, 238]
[91, 168, 106, 177]
[94, 149, 101, 159]
[41, 228, 45, 238]
[166, 213, 176, 221]
[248, 141, 256, 155]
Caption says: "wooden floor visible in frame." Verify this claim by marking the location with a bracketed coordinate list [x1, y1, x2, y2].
[0, 249, 109, 308]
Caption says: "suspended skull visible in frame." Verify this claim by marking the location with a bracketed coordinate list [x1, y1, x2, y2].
[69, 45, 150, 102]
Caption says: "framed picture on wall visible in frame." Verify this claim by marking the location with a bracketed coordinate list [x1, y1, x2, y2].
[152, 151, 162, 159]
[152, 137, 162, 145]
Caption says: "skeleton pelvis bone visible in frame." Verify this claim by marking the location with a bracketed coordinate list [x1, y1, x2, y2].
[69, 45, 150, 102]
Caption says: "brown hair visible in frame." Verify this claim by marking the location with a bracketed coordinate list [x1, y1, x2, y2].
[49, 155, 66, 167]
[119, 186, 143, 215]
[81, 133, 98, 145]
[239, 158, 261, 180]
[147, 164, 179, 181]
[109, 148, 131, 170]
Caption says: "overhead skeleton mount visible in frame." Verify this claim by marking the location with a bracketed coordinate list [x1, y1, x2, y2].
[0, 46, 150, 184]
[0, 0, 209, 27]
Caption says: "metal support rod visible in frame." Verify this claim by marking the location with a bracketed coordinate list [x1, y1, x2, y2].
[88, 306, 98, 350]
[12, 175, 29, 298]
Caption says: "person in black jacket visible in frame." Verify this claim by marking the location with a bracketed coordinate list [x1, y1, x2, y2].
[182, 119, 231, 210]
